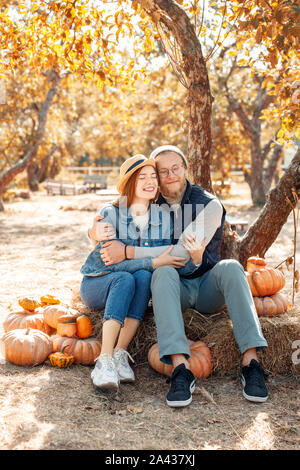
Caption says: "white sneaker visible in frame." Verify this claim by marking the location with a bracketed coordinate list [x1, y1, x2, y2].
[91, 353, 119, 390]
[113, 349, 135, 383]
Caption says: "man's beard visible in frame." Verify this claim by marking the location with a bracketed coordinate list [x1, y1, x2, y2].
[160, 179, 187, 202]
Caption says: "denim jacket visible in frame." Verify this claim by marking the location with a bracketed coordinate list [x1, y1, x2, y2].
[80, 203, 198, 277]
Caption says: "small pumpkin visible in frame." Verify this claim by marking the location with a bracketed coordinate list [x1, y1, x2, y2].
[48, 345, 75, 368]
[246, 256, 285, 297]
[253, 292, 289, 317]
[246, 256, 267, 274]
[148, 340, 212, 379]
[51, 335, 102, 365]
[43, 305, 79, 329]
[18, 297, 41, 312]
[0, 328, 53, 366]
[76, 315, 93, 339]
[3, 308, 54, 335]
[40, 294, 61, 306]
[57, 314, 77, 337]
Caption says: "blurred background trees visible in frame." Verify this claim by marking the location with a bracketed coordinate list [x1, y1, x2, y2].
[0, 0, 299, 262]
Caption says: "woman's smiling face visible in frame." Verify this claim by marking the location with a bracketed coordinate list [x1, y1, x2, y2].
[134, 165, 158, 202]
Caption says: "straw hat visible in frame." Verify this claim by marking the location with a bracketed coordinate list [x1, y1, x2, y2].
[117, 154, 157, 195]
[149, 145, 188, 167]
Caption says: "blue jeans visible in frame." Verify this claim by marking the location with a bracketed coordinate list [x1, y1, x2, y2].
[80, 270, 152, 327]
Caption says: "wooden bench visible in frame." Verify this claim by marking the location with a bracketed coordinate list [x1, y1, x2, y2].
[46, 182, 63, 195]
[226, 215, 248, 232]
[46, 181, 87, 196]
[83, 175, 108, 191]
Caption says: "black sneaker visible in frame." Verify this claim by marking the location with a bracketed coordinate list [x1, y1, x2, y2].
[166, 363, 196, 407]
[241, 359, 268, 403]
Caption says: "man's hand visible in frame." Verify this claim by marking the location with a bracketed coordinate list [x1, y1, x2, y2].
[152, 246, 187, 269]
[100, 240, 126, 265]
[88, 215, 116, 243]
[182, 234, 207, 265]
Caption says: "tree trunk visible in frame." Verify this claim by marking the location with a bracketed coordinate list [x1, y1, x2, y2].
[150, 0, 213, 191]
[263, 143, 283, 192]
[225, 88, 266, 205]
[27, 163, 39, 191]
[225, 75, 279, 205]
[249, 134, 266, 205]
[49, 156, 60, 179]
[0, 69, 60, 211]
[187, 73, 212, 191]
[37, 145, 60, 183]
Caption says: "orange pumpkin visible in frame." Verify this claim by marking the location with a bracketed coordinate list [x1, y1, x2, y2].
[3, 308, 54, 335]
[246, 256, 285, 297]
[18, 297, 41, 312]
[1, 328, 53, 366]
[43, 305, 79, 329]
[148, 340, 212, 379]
[57, 314, 77, 337]
[40, 294, 61, 306]
[253, 292, 289, 317]
[51, 335, 102, 365]
[246, 256, 267, 273]
[76, 315, 93, 339]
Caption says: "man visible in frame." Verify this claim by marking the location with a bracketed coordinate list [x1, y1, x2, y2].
[88, 145, 268, 407]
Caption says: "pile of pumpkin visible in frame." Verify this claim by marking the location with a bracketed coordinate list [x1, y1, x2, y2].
[246, 256, 288, 316]
[1, 295, 213, 380]
[1, 295, 101, 368]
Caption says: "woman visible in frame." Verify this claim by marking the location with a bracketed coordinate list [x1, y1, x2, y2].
[80, 155, 204, 391]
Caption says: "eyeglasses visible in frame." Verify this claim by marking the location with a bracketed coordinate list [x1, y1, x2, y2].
[157, 165, 184, 178]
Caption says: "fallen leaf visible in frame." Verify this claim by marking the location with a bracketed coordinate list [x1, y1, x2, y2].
[205, 416, 221, 424]
[127, 405, 143, 414]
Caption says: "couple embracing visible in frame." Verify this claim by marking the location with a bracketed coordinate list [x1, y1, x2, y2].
[80, 145, 268, 408]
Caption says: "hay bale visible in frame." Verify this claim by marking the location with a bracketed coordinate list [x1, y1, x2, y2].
[201, 310, 300, 376]
[70, 282, 300, 376]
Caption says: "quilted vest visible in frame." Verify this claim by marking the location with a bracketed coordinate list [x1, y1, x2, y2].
[156, 179, 226, 278]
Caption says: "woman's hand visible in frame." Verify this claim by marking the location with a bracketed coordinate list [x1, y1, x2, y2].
[152, 246, 187, 269]
[182, 234, 207, 265]
[88, 215, 116, 242]
[100, 240, 126, 265]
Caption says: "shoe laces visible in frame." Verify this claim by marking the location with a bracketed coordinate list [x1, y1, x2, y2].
[245, 360, 267, 385]
[114, 348, 134, 366]
[166, 366, 188, 392]
[94, 353, 115, 371]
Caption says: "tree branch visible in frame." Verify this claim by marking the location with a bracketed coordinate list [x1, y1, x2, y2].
[226, 88, 256, 138]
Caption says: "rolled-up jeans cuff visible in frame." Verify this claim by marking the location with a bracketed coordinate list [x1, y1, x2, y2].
[102, 316, 124, 327]
[256, 345, 267, 352]
[240, 341, 268, 355]
[159, 352, 190, 366]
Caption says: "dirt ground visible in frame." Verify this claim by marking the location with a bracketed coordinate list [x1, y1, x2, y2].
[0, 181, 299, 451]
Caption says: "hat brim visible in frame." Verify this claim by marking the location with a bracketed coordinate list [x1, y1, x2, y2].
[117, 159, 157, 195]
